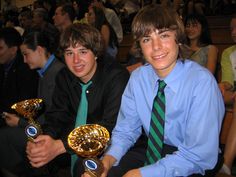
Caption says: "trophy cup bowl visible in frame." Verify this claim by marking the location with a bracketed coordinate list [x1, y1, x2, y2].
[68, 124, 110, 177]
[11, 98, 43, 140]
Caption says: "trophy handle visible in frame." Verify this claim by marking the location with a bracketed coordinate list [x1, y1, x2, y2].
[83, 157, 104, 177]
[25, 120, 42, 141]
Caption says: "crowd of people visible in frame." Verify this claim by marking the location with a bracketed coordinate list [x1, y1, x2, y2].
[0, 0, 236, 177]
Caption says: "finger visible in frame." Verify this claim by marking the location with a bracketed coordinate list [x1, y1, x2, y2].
[27, 153, 47, 163]
[32, 135, 46, 143]
[29, 160, 46, 168]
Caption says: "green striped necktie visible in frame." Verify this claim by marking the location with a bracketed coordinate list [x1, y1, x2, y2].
[145, 80, 166, 165]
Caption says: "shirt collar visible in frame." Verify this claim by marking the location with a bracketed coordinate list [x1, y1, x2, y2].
[37, 54, 55, 77]
[149, 59, 184, 93]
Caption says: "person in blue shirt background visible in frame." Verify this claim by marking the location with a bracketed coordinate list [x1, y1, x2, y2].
[82, 4, 225, 177]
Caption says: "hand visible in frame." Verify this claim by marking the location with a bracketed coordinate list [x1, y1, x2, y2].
[26, 135, 66, 168]
[218, 83, 226, 96]
[81, 155, 116, 177]
[3, 112, 20, 127]
[122, 169, 142, 177]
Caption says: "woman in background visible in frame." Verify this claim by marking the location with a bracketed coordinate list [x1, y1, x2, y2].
[87, 5, 118, 59]
[184, 13, 218, 74]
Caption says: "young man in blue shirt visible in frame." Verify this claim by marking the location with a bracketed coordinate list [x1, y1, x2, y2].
[82, 4, 225, 177]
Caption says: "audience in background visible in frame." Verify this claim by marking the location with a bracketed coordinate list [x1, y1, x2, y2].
[184, 13, 218, 75]
[0, 31, 65, 177]
[0, 27, 38, 128]
[41, 0, 57, 24]
[0, 28, 38, 177]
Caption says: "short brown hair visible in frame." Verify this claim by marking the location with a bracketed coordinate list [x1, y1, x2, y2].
[132, 4, 189, 59]
[60, 23, 104, 57]
[132, 4, 185, 43]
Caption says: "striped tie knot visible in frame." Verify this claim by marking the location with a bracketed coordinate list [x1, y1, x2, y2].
[158, 80, 166, 93]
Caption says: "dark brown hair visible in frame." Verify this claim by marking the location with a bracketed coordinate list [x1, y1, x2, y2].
[132, 4, 190, 59]
[132, 4, 185, 43]
[60, 23, 104, 57]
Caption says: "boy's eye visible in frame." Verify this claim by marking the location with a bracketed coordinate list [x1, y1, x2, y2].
[65, 51, 73, 56]
[160, 33, 169, 39]
[141, 37, 150, 43]
[79, 49, 88, 55]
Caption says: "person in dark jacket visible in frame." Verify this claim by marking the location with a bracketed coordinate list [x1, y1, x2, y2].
[0, 27, 38, 127]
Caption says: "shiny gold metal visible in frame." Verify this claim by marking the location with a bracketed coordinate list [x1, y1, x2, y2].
[11, 98, 43, 140]
[68, 124, 110, 177]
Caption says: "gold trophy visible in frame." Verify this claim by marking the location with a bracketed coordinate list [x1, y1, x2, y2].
[68, 124, 110, 177]
[11, 98, 43, 140]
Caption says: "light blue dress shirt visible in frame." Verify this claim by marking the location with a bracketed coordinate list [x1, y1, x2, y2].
[105, 59, 225, 177]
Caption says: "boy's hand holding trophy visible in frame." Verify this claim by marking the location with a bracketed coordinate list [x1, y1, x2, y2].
[11, 98, 43, 141]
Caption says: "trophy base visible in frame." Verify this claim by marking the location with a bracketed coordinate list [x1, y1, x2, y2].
[83, 157, 104, 177]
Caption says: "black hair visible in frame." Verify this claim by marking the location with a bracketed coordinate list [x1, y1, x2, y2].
[184, 13, 212, 46]
[0, 27, 22, 47]
[23, 31, 56, 54]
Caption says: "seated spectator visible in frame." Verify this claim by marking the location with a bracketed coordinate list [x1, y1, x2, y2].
[219, 14, 236, 175]
[4, 10, 24, 36]
[184, 13, 218, 75]
[18, 10, 33, 37]
[87, 5, 119, 59]
[91, 0, 123, 43]
[31, 8, 60, 56]
[53, 3, 75, 33]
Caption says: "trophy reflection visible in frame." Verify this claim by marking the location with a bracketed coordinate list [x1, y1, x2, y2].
[11, 98, 43, 140]
[68, 124, 110, 177]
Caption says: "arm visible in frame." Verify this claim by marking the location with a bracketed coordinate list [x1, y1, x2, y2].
[101, 25, 110, 49]
[206, 45, 218, 74]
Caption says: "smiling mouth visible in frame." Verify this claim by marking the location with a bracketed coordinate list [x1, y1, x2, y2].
[153, 54, 167, 60]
